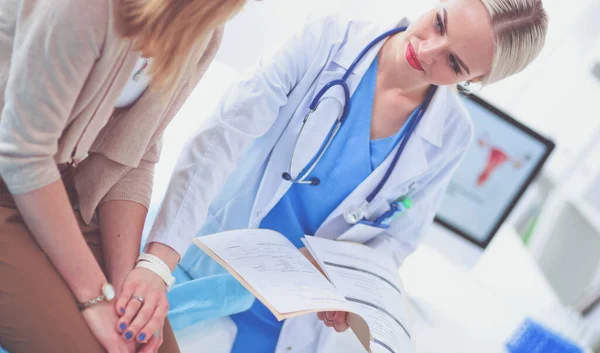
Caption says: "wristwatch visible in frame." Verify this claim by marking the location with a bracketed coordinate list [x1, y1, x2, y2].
[78, 282, 116, 311]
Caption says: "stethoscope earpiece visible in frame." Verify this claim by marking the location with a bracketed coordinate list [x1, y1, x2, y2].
[310, 178, 320, 186]
[282, 172, 292, 181]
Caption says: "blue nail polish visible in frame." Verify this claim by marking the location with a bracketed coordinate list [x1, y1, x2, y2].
[125, 331, 133, 340]
[138, 333, 146, 342]
[119, 307, 125, 314]
[119, 323, 126, 332]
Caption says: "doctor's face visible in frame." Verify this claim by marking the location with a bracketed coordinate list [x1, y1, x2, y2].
[398, 0, 495, 86]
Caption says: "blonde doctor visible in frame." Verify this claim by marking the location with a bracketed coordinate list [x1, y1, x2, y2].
[117, 0, 548, 352]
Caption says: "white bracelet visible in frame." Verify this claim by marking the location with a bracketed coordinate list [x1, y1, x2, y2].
[135, 254, 176, 290]
[138, 253, 171, 274]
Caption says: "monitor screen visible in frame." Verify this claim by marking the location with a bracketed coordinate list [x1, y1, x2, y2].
[434, 93, 555, 248]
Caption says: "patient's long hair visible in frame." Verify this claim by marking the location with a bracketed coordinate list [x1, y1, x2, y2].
[116, 0, 246, 90]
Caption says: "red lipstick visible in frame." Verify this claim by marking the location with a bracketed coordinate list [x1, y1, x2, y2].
[406, 42, 424, 72]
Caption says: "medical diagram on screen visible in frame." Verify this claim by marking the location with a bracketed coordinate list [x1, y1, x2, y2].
[475, 133, 531, 187]
[435, 96, 549, 242]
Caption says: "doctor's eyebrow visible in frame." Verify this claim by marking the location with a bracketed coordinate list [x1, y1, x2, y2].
[443, 8, 448, 31]
[444, 8, 471, 75]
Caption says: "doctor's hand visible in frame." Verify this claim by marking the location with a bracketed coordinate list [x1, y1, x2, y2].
[114, 267, 169, 351]
[317, 311, 349, 332]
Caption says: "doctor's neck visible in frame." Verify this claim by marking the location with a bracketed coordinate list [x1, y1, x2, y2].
[377, 35, 431, 104]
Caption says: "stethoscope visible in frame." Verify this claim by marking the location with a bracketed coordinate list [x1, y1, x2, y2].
[282, 26, 438, 228]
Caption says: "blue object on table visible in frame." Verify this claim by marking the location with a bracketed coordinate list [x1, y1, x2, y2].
[506, 319, 584, 353]
[0, 345, 7, 353]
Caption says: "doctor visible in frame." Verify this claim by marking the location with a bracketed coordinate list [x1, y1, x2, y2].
[117, 0, 548, 352]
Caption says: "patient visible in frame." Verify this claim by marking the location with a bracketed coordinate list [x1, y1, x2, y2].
[0, 1, 246, 353]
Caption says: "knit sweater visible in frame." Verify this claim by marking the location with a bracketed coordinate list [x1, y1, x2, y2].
[0, 0, 222, 223]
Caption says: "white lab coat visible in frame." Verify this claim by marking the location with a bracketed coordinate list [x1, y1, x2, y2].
[148, 14, 473, 353]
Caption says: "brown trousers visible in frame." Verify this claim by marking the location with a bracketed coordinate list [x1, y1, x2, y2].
[0, 170, 180, 353]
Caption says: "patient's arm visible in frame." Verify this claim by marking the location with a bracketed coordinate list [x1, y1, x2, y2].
[98, 200, 146, 293]
[99, 201, 174, 350]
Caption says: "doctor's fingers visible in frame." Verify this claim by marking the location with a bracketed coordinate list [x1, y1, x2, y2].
[138, 323, 164, 353]
[322, 311, 336, 328]
[317, 312, 325, 321]
[124, 294, 166, 343]
[138, 335, 162, 353]
[135, 298, 170, 345]
[117, 293, 145, 335]
[117, 289, 154, 338]
[333, 311, 349, 332]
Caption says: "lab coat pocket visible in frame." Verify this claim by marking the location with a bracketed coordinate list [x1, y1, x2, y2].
[336, 223, 385, 244]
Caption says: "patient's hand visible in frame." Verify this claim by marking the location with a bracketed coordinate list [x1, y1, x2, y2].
[317, 311, 349, 332]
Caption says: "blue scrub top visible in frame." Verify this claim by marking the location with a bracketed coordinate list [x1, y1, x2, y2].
[230, 57, 418, 353]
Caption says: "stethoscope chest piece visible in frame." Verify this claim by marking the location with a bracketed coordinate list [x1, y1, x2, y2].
[343, 202, 368, 224]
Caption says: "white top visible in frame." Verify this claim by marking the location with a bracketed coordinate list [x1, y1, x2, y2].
[114, 57, 151, 108]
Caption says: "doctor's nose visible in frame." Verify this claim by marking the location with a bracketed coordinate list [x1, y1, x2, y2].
[418, 38, 447, 65]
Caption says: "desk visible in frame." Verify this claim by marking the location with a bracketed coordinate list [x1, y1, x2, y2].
[400, 225, 594, 353]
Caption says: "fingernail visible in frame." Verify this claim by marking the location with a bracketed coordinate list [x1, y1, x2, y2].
[120, 307, 125, 314]
[119, 323, 126, 332]
[125, 331, 133, 340]
[138, 333, 146, 342]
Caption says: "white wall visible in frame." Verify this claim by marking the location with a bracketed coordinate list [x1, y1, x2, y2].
[215, 0, 436, 71]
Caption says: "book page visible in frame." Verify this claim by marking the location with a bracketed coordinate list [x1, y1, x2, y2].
[194, 229, 354, 316]
[303, 237, 413, 353]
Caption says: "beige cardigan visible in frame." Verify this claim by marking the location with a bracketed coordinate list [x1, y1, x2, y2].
[0, 0, 222, 223]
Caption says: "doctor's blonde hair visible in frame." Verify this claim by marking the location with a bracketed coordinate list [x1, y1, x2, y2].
[478, 0, 548, 85]
[116, 0, 247, 90]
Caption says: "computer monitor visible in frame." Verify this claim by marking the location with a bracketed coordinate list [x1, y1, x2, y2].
[434, 93, 555, 249]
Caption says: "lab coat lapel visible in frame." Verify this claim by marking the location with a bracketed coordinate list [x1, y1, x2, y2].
[315, 87, 449, 239]
[292, 71, 348, 173]
[248, 69, 345, 227]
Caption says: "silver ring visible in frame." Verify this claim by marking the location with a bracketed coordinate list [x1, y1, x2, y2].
[132, 295, 145, 304]
[324, 312, 334, 324]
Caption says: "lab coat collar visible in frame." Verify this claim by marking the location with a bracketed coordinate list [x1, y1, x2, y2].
[415, 86, 448, 148]
[332, 17, 411, 75]
[332, 16, 447, 149]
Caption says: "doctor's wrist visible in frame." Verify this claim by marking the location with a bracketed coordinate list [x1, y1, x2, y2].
[144, 242, 180, 272]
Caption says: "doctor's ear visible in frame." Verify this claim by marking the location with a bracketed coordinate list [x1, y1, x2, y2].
[468, 75, 484, 84]
[459, 76, 484, 94]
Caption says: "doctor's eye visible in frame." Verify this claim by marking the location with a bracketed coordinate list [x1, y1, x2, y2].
[434, 13, 445, 34]
[449, 54, 461, 75]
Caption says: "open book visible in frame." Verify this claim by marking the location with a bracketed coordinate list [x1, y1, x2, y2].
[193, 229, 414, 353]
